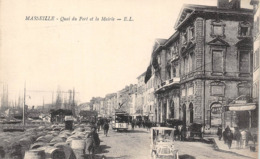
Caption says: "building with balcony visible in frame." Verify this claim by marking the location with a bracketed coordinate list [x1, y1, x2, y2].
[175, 0, 254, 129]
[149, 36, 181, 123]
[251, 0, 259, 129]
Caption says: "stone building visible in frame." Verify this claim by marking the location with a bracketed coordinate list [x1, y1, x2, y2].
[175, 0, 254, 129]
[117, 84, 136, 114]
[104, 93, 117, 117]
[150, 36, 181, 124]
[251, 0, 259, 128]
[136, 72, 146, 115]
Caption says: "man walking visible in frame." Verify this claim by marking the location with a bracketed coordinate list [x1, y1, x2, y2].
[233, 127, 241, 149]
[103, 121, 109, 137]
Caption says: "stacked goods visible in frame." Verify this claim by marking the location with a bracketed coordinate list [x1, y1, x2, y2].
[24, 149, 45, 159]
[54, 143, 76, 159]
[38, 146, 65, 159]
[71, 139, 86, 159]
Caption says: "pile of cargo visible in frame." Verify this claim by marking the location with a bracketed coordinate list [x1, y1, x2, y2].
[0, 123, 93, 159]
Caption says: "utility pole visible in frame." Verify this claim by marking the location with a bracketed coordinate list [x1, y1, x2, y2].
[23, 82, 26, 127]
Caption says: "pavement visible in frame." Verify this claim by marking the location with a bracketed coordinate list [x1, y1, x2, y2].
[212, 136, 258, 159]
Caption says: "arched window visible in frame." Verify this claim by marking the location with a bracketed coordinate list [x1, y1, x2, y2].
[182, 104, 186, 125]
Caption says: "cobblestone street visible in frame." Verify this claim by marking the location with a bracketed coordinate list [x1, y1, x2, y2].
[95, 127, 255, 159]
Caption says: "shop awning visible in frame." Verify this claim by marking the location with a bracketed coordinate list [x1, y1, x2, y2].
[228, 103, 256, 111]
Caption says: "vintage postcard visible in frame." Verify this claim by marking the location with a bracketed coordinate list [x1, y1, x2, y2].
[0, 0, 259, 158]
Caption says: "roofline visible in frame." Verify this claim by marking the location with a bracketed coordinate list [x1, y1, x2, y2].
[174, 4, 253, 30]
[137, 71, 146, 79]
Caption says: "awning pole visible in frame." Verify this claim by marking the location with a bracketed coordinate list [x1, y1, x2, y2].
[249, 111, 251, 128]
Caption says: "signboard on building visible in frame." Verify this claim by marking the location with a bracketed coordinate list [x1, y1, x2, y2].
[211, 103, 222, 127]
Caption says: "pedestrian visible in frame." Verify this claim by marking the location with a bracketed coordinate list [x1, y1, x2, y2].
[233, 127, 241, 149]
[245, 129, 251, 146]
[131, 120, 135, 130]
[174, 126, 180, 140]
[87, 126, 100, 147]
[97, 120, 101, 132]
[103, 121, 109, 137]
[226, 129, 233, 149]
[241, 129, 247, 148]
[180, 125, 186, 141]
[217, 125, 223, 141]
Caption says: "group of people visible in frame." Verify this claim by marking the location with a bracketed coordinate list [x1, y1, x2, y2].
[130, 119, 154, 131]
[217, 125, 257, 149]
[96, 119, 110, 136]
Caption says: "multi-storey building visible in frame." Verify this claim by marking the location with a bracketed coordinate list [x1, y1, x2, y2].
[144, 73, 156, 122]
[136, 72, 146, 115]
[151, 36, 181, 123]
[117, 84, 136, 114]
[251, 0, 259, 128]
[104, 93, 117, 117]
[175, 0, 254, 129]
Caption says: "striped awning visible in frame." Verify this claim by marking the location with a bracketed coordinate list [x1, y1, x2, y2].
[228, 103, 256, 111]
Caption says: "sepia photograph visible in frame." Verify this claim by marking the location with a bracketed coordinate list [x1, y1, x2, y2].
[0, 0, 259, 158]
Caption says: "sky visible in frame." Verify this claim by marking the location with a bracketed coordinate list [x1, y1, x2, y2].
[0, 0, 252, 106]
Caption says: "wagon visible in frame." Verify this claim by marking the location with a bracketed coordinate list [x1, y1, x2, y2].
[150, 127, 179, 159]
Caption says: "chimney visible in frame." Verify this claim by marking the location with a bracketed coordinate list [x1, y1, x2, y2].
[229, 0, 241, 9]
[217, 0, 241, 9]
[217, 0, 229, 9]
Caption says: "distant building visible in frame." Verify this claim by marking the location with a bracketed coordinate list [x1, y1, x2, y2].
[136, 72, 146, 115]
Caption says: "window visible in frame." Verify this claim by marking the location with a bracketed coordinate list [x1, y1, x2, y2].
[239, 51, 250, 73]
[182, 89, 186, 97]
[184, 56, 189, 75]
[188, 86, 194, 96]
[238, 86, 250, 96]
[189, 52, 195, 73]
[254, 49, 259, 70]
[189, 27, 195, 40]
[254, 17, 259, 36]
[167, 67, 171, 79]
[182, 32, 187, 44]
[241, 27, 249, 36]
[172, 67, 176, 77]
[211, 20, 225, 38]
[210, 81, 225, 96]
[238, 21, 251, 37]
[212, 50, 223, 73]
[213, 25, 222, 36]
[157, 55, 161, 65]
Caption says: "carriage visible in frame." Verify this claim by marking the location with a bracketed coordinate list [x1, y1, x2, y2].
[150, 127, 179, 159]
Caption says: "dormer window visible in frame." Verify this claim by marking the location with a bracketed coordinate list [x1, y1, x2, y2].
[238, 21, 251, 38]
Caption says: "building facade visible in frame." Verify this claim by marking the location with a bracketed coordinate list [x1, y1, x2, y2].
[136, 72, 146, 115]
[251, 0, 260, 129]
[175, 0, 254, 129]
[151, 37, 181, 124]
